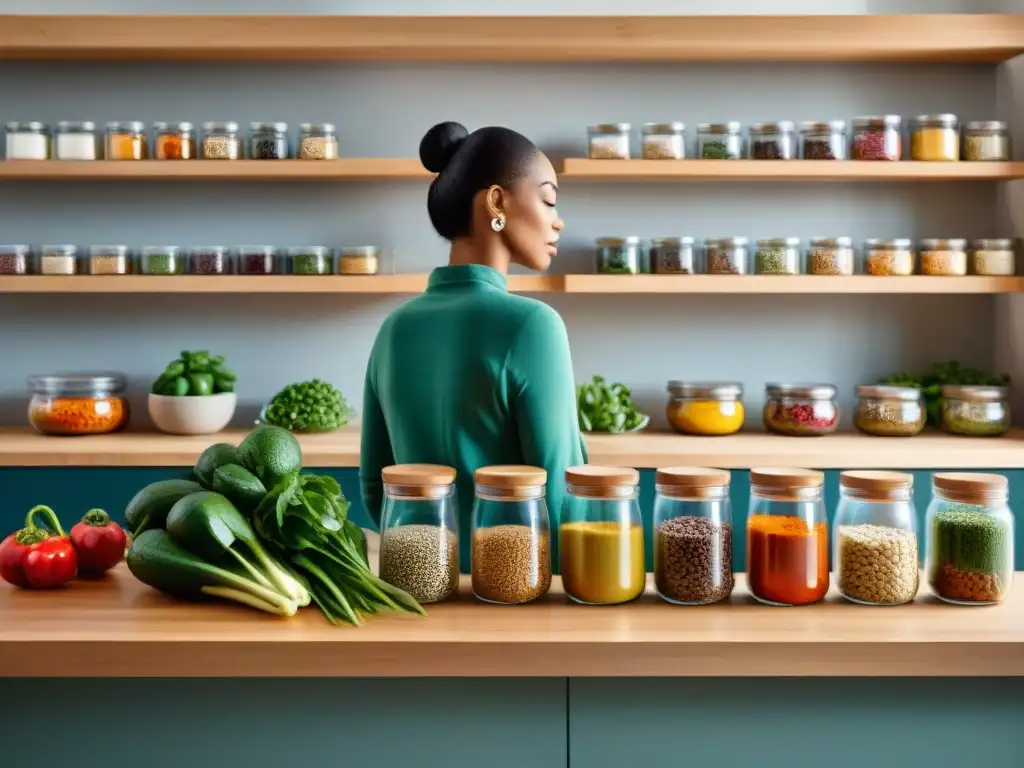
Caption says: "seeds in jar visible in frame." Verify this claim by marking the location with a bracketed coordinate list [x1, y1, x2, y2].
[930, 506, 1012, 603]
[39, 246, 77, 275]
[755, 248, 795, 274]
[190, 247, 233, 275]
[472, 524, 550, 604]
[299, 136, 338, 160]
[837, 524, 919, 605]
[963, 123, 1009, 161]
[855, 401, 925, 437]
[379, 524, 459, 604]
[919, 240, 967, 276]
[941, 398, 1009, 436]
[203, 135, 239, 160]
[970, 240, 1015, 276]
[865, 240, 914, 276]
[0, 245, 31, 275]
[655, 515, 733, 604]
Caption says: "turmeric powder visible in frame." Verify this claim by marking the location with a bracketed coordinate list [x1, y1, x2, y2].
[30, 397, 128, 435]
[747, 514, 829, 605]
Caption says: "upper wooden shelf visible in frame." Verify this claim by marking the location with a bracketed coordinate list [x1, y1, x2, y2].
[0, 159, 430, 181]
[1, 427, 1021, 469]
[0, 15, 1022, 63]
[562, 275, 1024, 295]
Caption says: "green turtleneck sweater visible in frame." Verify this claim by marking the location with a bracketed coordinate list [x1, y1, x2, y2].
[360, 264, 587, 570]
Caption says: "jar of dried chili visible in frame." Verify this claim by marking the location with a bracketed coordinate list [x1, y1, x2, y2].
[746, 467, 829, 606]
[153, 121, 195, 160]
[27, 372, 129, 436]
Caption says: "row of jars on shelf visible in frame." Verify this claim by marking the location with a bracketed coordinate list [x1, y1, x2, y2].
[597, 236, 1017, 277]
[379, 464, 1015, 607]
[667, 382, 1010, 438]
[588, 116, 1009, 162]
[3, 121, 338, 161]
[0, 244, 381, 276]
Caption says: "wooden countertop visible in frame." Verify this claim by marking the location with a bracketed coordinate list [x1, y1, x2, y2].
[2, 564, 1022, 678]
[2, 426, 1022, 469]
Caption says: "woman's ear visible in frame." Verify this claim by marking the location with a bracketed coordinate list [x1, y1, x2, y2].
[485, 185, 508, 220]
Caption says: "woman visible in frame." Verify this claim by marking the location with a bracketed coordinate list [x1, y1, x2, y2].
[360, 121, 586, 569]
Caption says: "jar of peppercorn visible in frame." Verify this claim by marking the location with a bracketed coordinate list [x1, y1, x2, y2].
[763, 383, 839, 437]
[749, 121, 796, 160]
[851, 115, 902, 161]
[248, 122, 289, 160]
[806, 237, 855, 275]
[800, 120, 847, 160]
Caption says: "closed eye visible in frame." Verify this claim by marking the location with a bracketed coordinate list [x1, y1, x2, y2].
[544, 201, 557, 208]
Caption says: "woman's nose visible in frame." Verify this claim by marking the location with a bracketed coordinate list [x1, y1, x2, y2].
[553, 217, 565, 231]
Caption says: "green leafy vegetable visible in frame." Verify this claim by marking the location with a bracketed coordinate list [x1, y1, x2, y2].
[576, 374, 647, 434]
[880, 360, 1010, 426]
[263, 379, 352, 433]
[151, 350, 237, 396]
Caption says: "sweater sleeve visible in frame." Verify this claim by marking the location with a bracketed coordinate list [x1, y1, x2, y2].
[359, 357, 394, 530]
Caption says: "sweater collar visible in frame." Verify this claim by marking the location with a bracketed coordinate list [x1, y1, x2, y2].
[427, 264, 508, 292]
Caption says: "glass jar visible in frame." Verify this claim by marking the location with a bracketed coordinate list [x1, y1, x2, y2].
[806, 237, 855, 275]
[704, 236, 748, 275]
[338, 246, 381, 275]
[666, 381, 744, 436]
[0, 245, 32, 275]
[941, 385, 1010, 437]
[854, 385, 926, 437]
[587, 123, 631, 160]
[27, 372, 129, 436]
[5, 121, 50, 160]
[835, 471, 919, 606]
[641, 122, 685, 160]
[851, 115, 902, 161]
[560, 465, 644, 606]
[749, 121, 796, 160]
[764, 383, 839, 436]
[650, 237, 696, 274]
[471, 465, 551, 604]
[754, 237, 801, 275]
[298, 123, 338, 160]
[800, 120, 847, 160]
[596, 237, 644, 275]
[747, 467, 829, 606]
[697, 122, 743, 159]
[654, 467, 733, 605]
[202, 122, 241, 160]
[88, 245, 131, 275]
[926, 472, 1014, 605]
[238, 245, 280, 275]
[140, 246, 185, 275]
[378, 464, 459, 605]
[38, 245, 78, 275]
[911, 114, 959, 161]
[189, 246, 234, 275]
[289, 246, 332, 275]
[918, 238, 967, 276]
[249, 122, 289, 160]
[54, 121, 98, 160]
[104, 121, 147, 160]
[962, 121, 1010, 161]
[970, 238, 1016, 276]
[864, 238, 915, 276]
[153, 121, 195, 160]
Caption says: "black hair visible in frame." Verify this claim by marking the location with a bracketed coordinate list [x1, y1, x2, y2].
[419, 121, 540, 241]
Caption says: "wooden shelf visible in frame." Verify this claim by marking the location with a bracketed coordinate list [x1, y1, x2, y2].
[1, 427, 1021, 469]
[0, 15, 1021, 63]
[562, 275, 1024, 294]
[562, 159, 1024, 182]
[3, 567, 1022, 678]
[0, 159, 430, 181]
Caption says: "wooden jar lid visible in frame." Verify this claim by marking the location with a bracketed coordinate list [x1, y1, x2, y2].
[382, 464, 456, 486]
[750, 467, 824, 488]
[474, 465, 547, 487]
[565, 465, 639, 487]
[840, 470, 912, 492]
[656, 466, 730, 488]
[933, 472, 1008, 495]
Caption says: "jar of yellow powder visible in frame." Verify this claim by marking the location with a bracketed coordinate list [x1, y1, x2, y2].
[666, 381, 745, 436]
[911, 114, 959, 161]
[104, 121, 147, 160]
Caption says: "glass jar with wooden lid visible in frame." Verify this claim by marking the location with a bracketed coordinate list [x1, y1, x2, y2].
[378, 464, 459, 605]
[747, 468, 829, 606]
[926, 472, 1014, 605]
[654, 467, 733, 605]
[854, 385, 926, 437]
[834, 471, 919, 606]
[471, 465, 551, 605]
[560, 465, 644, 606]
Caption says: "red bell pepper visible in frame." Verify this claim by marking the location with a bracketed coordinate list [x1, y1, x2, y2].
[70, 508, 127, 576]
[0, 505, 77, 588]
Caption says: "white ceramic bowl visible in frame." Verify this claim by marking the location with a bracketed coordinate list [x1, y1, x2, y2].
[148, 392, 237, 435]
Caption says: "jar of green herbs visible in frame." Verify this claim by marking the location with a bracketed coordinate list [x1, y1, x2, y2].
[140, 246, 185, 275]
[940, 385, 1010, 437]
[288, 246, 332, 275]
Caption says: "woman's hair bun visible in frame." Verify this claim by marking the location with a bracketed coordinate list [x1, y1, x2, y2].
[419, 121, 469, 174]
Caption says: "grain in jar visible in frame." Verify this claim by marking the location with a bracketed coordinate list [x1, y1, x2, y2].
[918, 238, 967, 276]
[105, 121, 147, 160]
[970, 238, 1015, 276]
[941, 385, 1010, 437]
[299, 123, 338, 160]
[851, 115, 902, 161]
[749, 121, 796, 160]
[864, 238, 914, 276]
[153, 121, 195, 160]
[202, 122, 241, 160]
[338, 246, 380, 275]
[806, 237, 854, 275]
[666, 381, 744, 436]
[54, 121, 98, 160]
[962, 121, 1010, 161]
[763, 383, 839, 436]
[0, 245, 32, 275]
[39, 245, 78, 275]
[911, 114, 959, 161]
[588, 123, 630, 160]
[704, 237, 748, 275]
[189, 246, 234, 275]
[5, 121, 50, 160]
[596, 237, 644, 275]
[471, 466, 551, 604]
[754, 237, 800, 275]
[650, 237, 696, 274]
[835, 471, 919, 606]
[87, 245, 131, 275]
[698, 122, 743, 159]
[800, 120, 847, 160]
[641, 122, 685, 159]
[854, 385, 925, 437]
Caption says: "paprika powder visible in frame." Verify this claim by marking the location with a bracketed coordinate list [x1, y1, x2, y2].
[0, 505, 77, 588]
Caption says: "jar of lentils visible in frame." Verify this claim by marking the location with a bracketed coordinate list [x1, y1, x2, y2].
[754, 237, 801, 275]
[962, 121, 1010, 161]
[153, 121, 194, 160]
[970, 238, 1016, 276]
[705, 236, 748, 275]
[800, 120, 847, 160]
[851, 115, 902, 161]
[749, 121, 796, 160]
[864, 238, 915, 276]
[289, 246, 332, 275]
[87, 245, 131, 275]
[911, 114, 959, 161]
[105, 121, 147, 160]
[698, 122, 743, 159]
[854, 385, 926, 437]
[38, 245, 78, 275]
[596, 237, 644, 274]
[806, 237, 855, 275]
[587, 123, 631, 160]
[238, 245, 280, 275]
[0, 245, 32, 275]
[189, 246, 234, 275]
[249, 122, 289, 160]
[918, 238, 967, 276]
[298, 123, 339, 160]
[650, 237, 697, 274]
[941, 385, 1010, 437]
[641, 122, 685, 159]
[202, 121, 241, 160]
[763, 383, 839, 437]
[54, 121, 98, 160]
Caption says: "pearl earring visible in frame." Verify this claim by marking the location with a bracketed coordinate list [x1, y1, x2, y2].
[490, 216, 506, 232]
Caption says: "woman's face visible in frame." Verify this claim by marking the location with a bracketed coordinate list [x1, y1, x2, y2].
[502, 151, 564, 271]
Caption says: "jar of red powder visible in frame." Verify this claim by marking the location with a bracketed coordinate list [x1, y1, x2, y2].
[763, 383, 839, 436]
[851, 115, 902, 161]
[747, 467, 829, 606]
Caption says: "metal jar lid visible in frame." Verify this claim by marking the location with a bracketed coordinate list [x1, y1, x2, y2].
[705, 236, 748, 248]
[756, 237, 801, 248]
[864, 238, 913, 250]
[668, 381, 743, 401]
[749, 121, 795, 134]
[597, 236, 642, 247]
[970, 238, 1014, 251]
[250, 121, 289, 134]
[300, 122, 336, 134]
[105, 121, 145, 133]
[288, 246, 331, 257]
[852, 115, 902, 128]
[698, 122, 741, 134]
[340, 245, 380, 257]
[89, 245, 130, 257]
[203, 121, 239, 133]
[56, 121, 95, 133]
[913, 113, 958, 128]
[765, 383, 838, 400]
[799, 120, 846, 133]
[41, 244, 77, 256]
[642, 122, 684, 134]
[153, 121, 194, 133]
[6, 121, 47, 133]
[809, 236, 853, 248]
[941, 385, 1008, 402]
[28, 372, 127, 396]
[650, 236, 695, 248]
[589, 123, 631, 134]
[856, 385, 922, 402]
[919, 238, 967, 251]
[964, 120, 1008, 132]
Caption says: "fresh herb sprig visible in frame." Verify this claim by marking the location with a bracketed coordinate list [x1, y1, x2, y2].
[577, 374, 647, 434]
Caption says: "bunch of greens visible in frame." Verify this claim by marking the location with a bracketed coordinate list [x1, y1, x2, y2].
[151, 350, 236, 396]
[263, 379, 352, 433]
[576, 375, 647, 433]
[880, 360, 1010, 425]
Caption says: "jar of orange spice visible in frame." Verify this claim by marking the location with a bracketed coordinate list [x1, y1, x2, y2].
[27, 372, 129, 436]
[746, 467, 829, 606]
